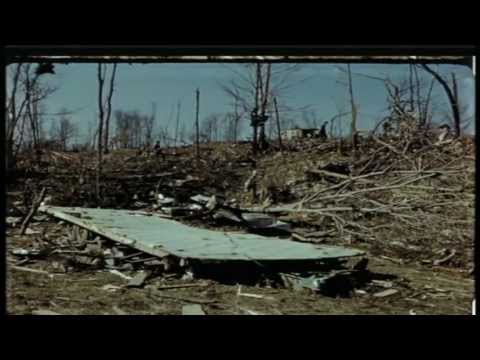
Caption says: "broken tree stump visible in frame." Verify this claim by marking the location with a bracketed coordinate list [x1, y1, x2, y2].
[20, 187, 46, 235]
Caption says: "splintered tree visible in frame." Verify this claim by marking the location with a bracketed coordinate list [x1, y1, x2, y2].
[336, 65, 436, 136]
[273, 97, 283, 150]
[220, 63, 305, 153]
[102, 64, 117, 154]
[419, 64, 462, 138]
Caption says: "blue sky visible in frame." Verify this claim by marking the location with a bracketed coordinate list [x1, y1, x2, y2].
[7, 62, 475, 142]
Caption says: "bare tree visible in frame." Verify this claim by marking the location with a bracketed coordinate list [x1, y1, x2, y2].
[201, 114, 221, 143]
[223, 113, 237, 142]
[345, 64, 358, 162]
[220, 63, 307, 152]
[144, 102, 156, 148]
[273, 97, 283, 150]
[50, 111, 77, 151]
[174, 101, 181, 148]
[178, 122, 187, 144]
[113, 109, 160, 150]
[195, 88, 200, 162]
[6, 63, 56, 171]
[96, 64, 106, 202]
[102, 64, 117, 154]
[419, 64, 461, 137]
[337, 65, 437, 135]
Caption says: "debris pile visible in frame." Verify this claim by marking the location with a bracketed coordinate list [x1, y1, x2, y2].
[6, 129, 475, 314]
[242, 132, 474, 269]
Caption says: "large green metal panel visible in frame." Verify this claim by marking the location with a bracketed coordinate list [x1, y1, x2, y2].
[41, 206, 364, 261]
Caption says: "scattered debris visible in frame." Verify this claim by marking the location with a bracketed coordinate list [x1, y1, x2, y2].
[241, 213, 291, 232]
[157, 283, 208, 290]
[237, 285, 275, 300]
[102, 284, 123, 292]
[12, 248, 40, 257]
[127, 271, 151, 288]
[6, 217, 21, 227]
[7, 125, 474, 315]
[433, 249, 457, 266]
[109, 269, 133, 281]
[20, 187, 47, 235]
[11, 265, 54, 278]
[373, 289, 399, 298]
[24, 228, 40, 235]
[112, 306, 128, 315]
[150, 292, 217, 305]
[182, 304, 206, 315]
[32, 309, 62, 315]
[237, 306, 264, 315]
[371, 280, 393, 288]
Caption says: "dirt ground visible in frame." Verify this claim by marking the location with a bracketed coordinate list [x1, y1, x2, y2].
[6, 136, 475, 315]
[6, 217, 474, 315]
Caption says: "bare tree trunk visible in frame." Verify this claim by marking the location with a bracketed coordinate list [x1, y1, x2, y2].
[175, 100, 181, 148]
[422, 78, 435, 128]
[252, 64, 262, 153]
[347, 64, 358, 162]
[259, 64, 271, 150]
[413, 65, 422, 125]
[233, 98, 239, 143]
[103, 64, 117, 154]
[273, 97, 283, 151]
[195, 88, 200, 164]
[451, 73, 461, 137]
[96, 64, 105, 203]
[420, 64, 461, 138]
[6, 64, 22, 172]
[409, 64, 415, 112]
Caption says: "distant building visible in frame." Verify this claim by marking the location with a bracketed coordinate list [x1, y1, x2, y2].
[281, 128, 321, 141]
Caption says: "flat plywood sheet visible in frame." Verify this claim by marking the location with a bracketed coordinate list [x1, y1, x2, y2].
[40, 206, 364, 261]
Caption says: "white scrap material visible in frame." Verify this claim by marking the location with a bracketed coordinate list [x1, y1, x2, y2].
[237, 306, 264, 315]
[12, 248, 31, 256]
[182, 304, 206, 315]
[25, 228, 40, 235]
[108, 269, 133, 281]
[32, 309, 62, 315]
[190, 194, 211, 204]
[6, 217, 21, 226]
[373, 289, 399, 298]
[102, 284, 123, 292]
[237, 285, 275, 300]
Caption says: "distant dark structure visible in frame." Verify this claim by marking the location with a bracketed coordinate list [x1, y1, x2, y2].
[153, 141, 161, 154]
[153, 141, 165, 159]
[319, 121, 328, 139]
[35, 63, 55, 76]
